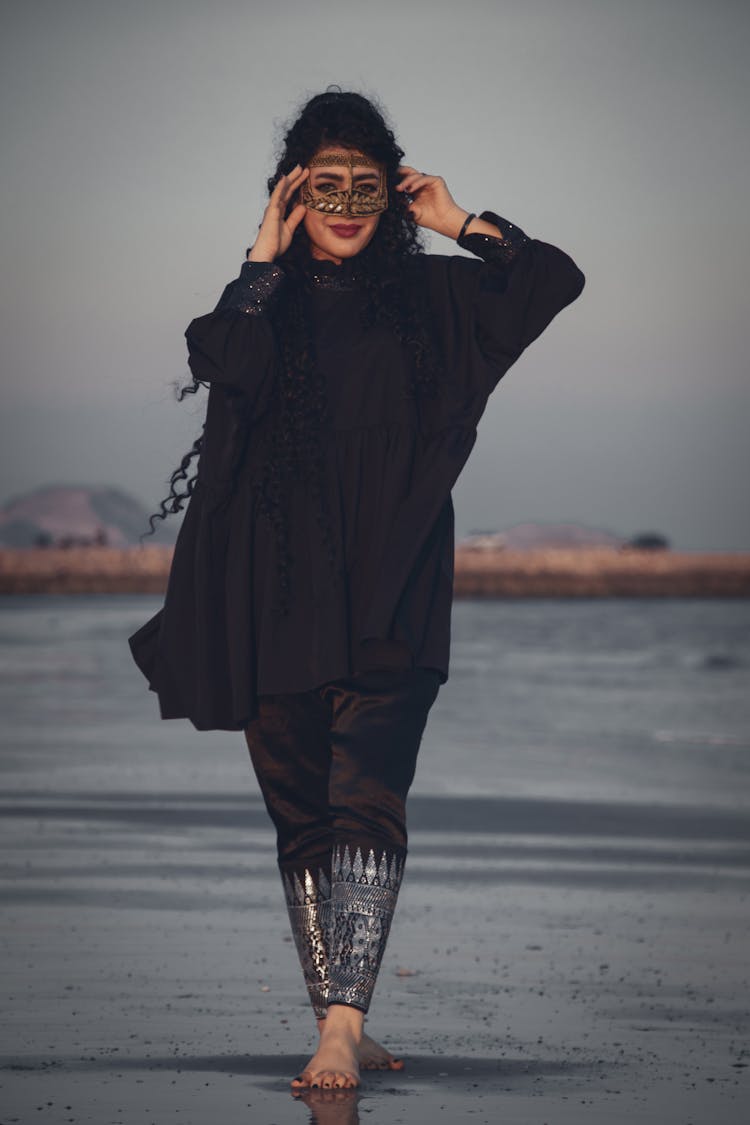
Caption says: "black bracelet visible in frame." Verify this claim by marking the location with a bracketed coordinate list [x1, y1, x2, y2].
[457, 212, 476, 241]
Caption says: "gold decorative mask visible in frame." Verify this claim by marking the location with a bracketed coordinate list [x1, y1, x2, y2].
[299, 150, 388, 217]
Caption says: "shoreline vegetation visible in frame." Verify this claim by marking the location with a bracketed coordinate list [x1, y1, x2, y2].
[1, 545, 748, 597]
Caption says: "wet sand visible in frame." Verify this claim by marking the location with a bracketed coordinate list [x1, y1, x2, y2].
[2, 544, 749, 596]
[1, 594, 748, 1122]
[1, 789, 748, 1123]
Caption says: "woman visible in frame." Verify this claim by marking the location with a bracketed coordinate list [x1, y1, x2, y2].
[128, 88, 585, 1091]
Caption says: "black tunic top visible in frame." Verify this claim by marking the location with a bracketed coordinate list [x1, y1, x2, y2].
[128, 212, 585, 730]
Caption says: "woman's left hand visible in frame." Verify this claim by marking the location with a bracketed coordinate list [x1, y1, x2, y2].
[396, 166, 469, 239]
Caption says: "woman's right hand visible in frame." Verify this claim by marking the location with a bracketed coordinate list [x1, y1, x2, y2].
[247, 164, 309, 262]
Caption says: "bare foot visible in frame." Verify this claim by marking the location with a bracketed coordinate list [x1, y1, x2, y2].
[357, 1031, 404, 1071]
[316, 1018, 404, 1071]
[292, 1007, 363, 1089]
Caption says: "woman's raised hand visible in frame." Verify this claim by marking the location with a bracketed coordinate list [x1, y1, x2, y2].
[247, 165, 310, 262]
[396, 165, 469, 240]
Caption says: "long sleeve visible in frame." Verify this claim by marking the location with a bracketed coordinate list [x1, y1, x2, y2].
[460, 210, 585, 368]
[424, 211, 585, 421]
[184, 260, 286, 421]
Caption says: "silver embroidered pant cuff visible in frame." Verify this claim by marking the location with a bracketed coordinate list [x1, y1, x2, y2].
[327, 843, 404, 1014]
[281, 862, 331, 1020]
[281, 842, 405, 1018]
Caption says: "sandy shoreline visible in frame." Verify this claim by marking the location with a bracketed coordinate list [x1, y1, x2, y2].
[2, 544, 749, 596]
[1, 595, 748, 1122]
[1, 789, 748, 1124]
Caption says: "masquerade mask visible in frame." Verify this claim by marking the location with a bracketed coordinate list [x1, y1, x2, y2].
[299, 150, 388, 217]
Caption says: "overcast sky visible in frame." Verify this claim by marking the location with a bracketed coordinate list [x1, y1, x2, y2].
[1, 0, 748, 550]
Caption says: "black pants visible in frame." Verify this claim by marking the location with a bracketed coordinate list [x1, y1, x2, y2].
[244, 667, 441, 1015]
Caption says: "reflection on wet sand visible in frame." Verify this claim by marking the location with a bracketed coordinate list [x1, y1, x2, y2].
[291, 1086, 360, 1124]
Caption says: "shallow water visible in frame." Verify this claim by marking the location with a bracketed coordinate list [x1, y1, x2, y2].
[0, 595, 748, 808]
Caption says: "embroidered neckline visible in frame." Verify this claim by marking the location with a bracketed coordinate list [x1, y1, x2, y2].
[300, 254, 363, 291]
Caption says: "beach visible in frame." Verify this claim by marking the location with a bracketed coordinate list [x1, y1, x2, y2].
[1, 545, 749, 596]
[1, 595, 748, 1123]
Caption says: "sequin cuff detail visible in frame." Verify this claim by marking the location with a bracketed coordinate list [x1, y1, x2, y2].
[231, 260, 286, 315]
[327, 843, 405, 1014]
[456, 210, 530, 265]
[282, 865, 331, 1020]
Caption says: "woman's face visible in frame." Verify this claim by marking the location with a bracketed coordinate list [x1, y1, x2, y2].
[299, 145, 385, 264]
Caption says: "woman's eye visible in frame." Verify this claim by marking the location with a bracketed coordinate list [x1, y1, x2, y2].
[315, 181, 338, 193]
[358, 184, 377, 194]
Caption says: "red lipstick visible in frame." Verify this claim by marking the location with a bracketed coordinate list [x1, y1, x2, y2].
[329, 224, 361, 238]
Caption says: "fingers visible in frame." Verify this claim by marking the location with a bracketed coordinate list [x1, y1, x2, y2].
[285, 202, 307, 232]
[269, 164, 309, 212]
[396, 165, 419, 192]
[281, 166, 309, 209]
[396, 169, 440, 195]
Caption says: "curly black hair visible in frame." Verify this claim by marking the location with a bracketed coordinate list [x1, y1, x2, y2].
[142, 87, 445, 617]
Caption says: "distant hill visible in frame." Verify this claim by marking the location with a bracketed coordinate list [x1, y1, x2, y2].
[0, 493, 666, 554]
[0, 485, 179, 548]
[460, 521, 631, 550]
